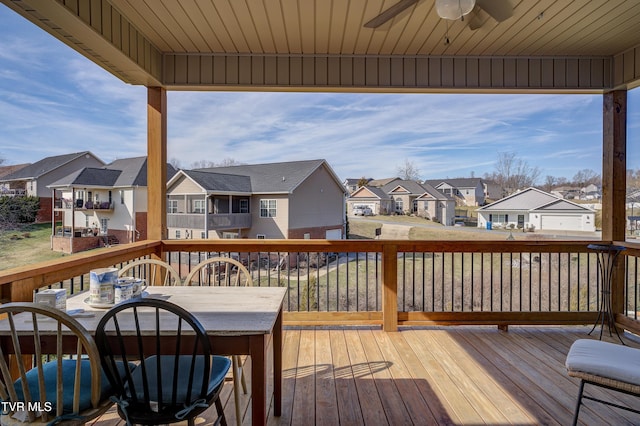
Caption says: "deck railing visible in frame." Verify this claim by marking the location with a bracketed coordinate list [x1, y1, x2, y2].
[1, 239, 639, 333]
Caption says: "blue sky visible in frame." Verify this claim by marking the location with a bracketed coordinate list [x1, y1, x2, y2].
[1, 5, 639, 183]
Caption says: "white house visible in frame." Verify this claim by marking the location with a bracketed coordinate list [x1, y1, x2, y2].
[477, 187, 596, 232]
[48, 157, 177, 253]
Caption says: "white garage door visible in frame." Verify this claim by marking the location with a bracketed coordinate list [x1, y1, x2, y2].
[325, 229, 342, 240]
[540, 215, 581, 231]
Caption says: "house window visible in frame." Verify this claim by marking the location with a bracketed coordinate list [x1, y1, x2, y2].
[175, 230, 181, 239]
[491, 214, 508, 224]
[239, 199, 249, 213]
[260, 199, 277, 217]
[256, 234, 266, 239]
[413, 199, 418, 213]
[120, 190, 124, 204]
[193, 199, 205, 213]
[167, 200, 178, 214]
[201, 232, 206, 239]
[100, 218, 108, 234]
[395, 198, 403, 212]
[222, 232, 239, 239]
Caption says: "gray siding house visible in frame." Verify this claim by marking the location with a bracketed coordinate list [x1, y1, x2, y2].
[167, 159, 346, 240]
[0, 152, 104, 222]
[477, 187, 596, 232]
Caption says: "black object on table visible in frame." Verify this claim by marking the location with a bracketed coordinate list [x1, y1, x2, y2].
[587, 243, 626, 344]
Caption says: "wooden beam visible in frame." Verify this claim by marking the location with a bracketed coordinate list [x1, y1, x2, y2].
[602, 90, 627, 242]
[602, 90, 627, 317]
[147, 87, 167, 241]
[382, 244, 398, 332]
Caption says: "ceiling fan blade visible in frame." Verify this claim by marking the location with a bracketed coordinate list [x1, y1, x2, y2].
[364, 0, 419, 28]
[466, 7, 486, 31]
[476, 0, 513, 22]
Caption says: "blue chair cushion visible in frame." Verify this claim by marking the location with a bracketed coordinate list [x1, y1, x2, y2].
[128, 355, 231, 403]
[13, 359, 130, 414]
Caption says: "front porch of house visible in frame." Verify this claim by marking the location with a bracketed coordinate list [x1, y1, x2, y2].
[91, 326, 640, 425]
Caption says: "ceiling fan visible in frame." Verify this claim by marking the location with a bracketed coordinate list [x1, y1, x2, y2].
[364, 0, 514, 30]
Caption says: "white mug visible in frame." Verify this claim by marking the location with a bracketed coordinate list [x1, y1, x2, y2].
[114, 282, 134, 303]
[132, 279, 148, 297]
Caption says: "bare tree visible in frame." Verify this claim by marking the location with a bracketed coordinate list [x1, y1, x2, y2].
[542, 175, 557, 193]
[190, 158, 244, 169]
[190, 160, 216, 169]
[485, 152, 541, 195]
[169, 157, 183, 170]
[572, 169, 600, 187]
[395, 158, 422, 181]
[216, 157, 243, 167]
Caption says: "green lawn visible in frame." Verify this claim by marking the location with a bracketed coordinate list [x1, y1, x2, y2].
[0, 223, 64, 271]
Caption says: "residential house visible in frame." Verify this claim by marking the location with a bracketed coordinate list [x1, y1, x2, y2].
[48, 157, 177, 253]
[368, 177, 402, 188]
[348, 179, 455, 225]
[424, 178, 486, 206]
[477, 187, 596, 232]
[0, 152, 104, 222]
[347, 186, 394, 216]
[343, 177, 372, 194]
[581, 183, 601, 200]
[166, 159, 346, 240]
[482, 179, 504, 202]
[0, 163, 30, 196]
[551, 185, 582, 200]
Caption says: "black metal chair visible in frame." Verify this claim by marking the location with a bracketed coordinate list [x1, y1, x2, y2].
[95, 298, 230, 426]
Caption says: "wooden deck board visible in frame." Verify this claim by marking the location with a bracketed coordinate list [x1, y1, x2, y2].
[342, 329, 387, 425]
[91, 325, 640, 425]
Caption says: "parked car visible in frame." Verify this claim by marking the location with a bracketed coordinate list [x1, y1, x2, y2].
[353, 206, 373, 216]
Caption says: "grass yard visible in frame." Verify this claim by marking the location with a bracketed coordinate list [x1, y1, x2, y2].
[0, 223, 64, 271]
[348, 217, 531, 241]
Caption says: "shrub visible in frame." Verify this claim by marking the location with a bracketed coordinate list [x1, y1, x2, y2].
[0, 196, 40, 229]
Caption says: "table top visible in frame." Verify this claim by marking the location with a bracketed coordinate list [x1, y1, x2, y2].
[5, 286, 287, 337]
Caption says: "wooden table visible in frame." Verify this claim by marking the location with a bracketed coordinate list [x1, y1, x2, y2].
[67, 286, 286, 426]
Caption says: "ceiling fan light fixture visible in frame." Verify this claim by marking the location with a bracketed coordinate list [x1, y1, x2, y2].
[436, 0, 476, 20]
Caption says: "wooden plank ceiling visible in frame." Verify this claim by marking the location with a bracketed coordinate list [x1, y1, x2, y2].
[110, 0, 640, 57]
[3, 0, 640, 91]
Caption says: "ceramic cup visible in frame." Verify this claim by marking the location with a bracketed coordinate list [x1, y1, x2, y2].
[131, 279, 148, 297]
[114, 281, 134, 303]
[89, 267, 117, 305]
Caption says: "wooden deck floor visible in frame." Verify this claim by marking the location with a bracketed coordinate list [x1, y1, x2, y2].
[90, 325, 640, 426]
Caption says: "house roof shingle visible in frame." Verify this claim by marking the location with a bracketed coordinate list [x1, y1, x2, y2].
[479, 187, 594, 212]
[48, 157, 177, 188]
[195, 159, 341, 194]
[182, 170, 252, 193]
[0, 163, 30, 179]
[424, 178, 483, 188]
[0, 152, 102, 181]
